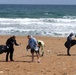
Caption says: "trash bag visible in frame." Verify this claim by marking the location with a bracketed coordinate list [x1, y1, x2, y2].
[0, 45, 9, 54]
[64, 41, 68, 48]
[71, 40, 76, 46]
[64, 40, 76, 48]
[26, 45, 30, 51]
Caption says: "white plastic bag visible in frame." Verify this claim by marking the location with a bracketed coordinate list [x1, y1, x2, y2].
[34, 46, 39, 51]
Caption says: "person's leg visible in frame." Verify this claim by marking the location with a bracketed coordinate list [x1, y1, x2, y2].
[10, 49, 14, 61]
[31, 49, 34, 62]
[36, 50, 40, 63]
[32, 53, 34, 62]
[67, 48, 71, 56]
[6, 50, 10, 62]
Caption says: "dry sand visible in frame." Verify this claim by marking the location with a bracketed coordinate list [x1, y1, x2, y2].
[0, 36, 76, 75]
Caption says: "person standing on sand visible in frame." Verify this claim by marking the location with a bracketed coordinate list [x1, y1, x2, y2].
[6, 36, 21, 62]
[38, 40, 45, 56]
[67, 33, 73, 56]
[27, 35, 40, 63]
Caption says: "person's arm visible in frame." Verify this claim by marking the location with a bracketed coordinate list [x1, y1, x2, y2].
[28, 40, 30, 45]
[33, 38, 38, 46]
[6, 40, 8, 46]
[67, 36, 71, 43]
[14, 40, 20, 46]
[6, 39, 10, 46]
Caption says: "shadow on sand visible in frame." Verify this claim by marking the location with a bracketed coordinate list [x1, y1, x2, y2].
[0, 60, 32, 63]
[22, 55, 37, 57]
[57, 54, 76, 56]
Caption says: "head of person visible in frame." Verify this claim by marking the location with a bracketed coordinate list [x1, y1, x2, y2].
[11, 35, 16, 40]
[38, 42, 42, 47]
[27, 35, 32, 40]
[70, 33, 73, 37]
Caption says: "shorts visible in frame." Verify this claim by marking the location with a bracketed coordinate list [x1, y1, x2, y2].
[31, 48, 39, 54]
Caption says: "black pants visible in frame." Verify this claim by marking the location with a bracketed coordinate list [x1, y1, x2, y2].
[6, 48, 14, 61]
[31, 48, 39, 54]
[67, 47, 71, 55]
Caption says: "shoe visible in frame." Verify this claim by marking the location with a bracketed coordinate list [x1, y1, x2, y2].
[67, 54, 71, 56]
[37, 59, 40, 63]
[6, 60, 8, 62]
[10, 60, 14, 61]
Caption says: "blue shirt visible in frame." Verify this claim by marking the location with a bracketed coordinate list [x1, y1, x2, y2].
[28, 37, 37, 49]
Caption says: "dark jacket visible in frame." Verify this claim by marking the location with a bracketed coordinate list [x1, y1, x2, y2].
[67, 36, 72, 44]
[6, 37, 19, 50]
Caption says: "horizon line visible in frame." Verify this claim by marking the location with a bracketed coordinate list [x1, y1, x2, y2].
[0, 4, 76, 5]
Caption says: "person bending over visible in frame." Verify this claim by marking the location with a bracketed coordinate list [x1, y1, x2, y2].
[38, 40, 45, 56]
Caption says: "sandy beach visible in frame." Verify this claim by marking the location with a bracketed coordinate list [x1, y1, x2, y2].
[0, 36, 76, 75]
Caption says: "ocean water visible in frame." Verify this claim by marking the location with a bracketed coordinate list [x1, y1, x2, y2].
[0, 4, 76, 37]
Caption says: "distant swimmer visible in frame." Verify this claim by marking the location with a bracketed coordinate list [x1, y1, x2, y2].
[38, 40, 45, 56]
[64, 33, 76, 56]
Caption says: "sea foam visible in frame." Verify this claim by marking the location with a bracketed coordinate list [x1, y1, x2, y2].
[0, 18, 76, 37]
